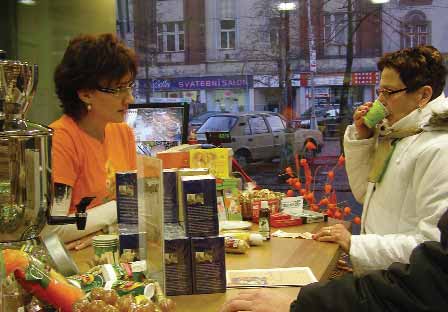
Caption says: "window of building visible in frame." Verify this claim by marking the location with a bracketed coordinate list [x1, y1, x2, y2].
[323, 12, 348, 56]
[269, 18, 280, 50]
[220, 19, 236, 49]
[402, 11, 430, 48]
[157, 22, 184, 52]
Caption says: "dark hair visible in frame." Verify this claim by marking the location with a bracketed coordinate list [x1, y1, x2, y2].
[378, 45, 447, 101]
[54, 33, 137, 121]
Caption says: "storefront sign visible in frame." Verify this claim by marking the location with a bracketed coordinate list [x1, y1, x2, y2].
[148, 75, 253, 91]
[298, 72, 379, 87]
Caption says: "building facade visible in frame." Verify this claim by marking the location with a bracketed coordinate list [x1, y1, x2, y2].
[117, 0, 448, 118]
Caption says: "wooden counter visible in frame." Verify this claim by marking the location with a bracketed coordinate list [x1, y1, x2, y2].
[71, 219, 348, 312]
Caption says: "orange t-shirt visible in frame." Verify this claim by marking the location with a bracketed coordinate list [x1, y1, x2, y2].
[50, 115, 137, 214]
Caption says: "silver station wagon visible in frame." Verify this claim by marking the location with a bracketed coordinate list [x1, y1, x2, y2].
[196, 112, 323, 167]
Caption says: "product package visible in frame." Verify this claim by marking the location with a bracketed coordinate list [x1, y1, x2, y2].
[189, 148, 233, 178]
[299, 210, 329, 224]
[224, 189, 242, 221]
[251, 198, 280, 223]
[191, 236, 226, 294]
[118, 224, 147, 262]
[177, 168, 209, 223]
[164, 237, 192, 296]
[116, 171, 138, 224]
[163, 169, 179, 223]
[182, 175, 219, 237]
[156, 150, 190, 169]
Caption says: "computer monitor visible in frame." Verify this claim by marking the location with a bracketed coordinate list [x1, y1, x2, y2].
[126, 101, 189, 156]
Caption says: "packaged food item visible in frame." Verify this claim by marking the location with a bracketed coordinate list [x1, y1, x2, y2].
[224, 237, 250, 254]
[182, 175, 219, 237]
[67, 265, 106, 292]
[191, 237, 226, 294]
[221, 232, 263, 246]
[2, 249, 84, 312]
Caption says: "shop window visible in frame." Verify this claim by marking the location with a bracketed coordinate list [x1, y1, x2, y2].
[323, 12, 349, 57]
[220, 19, 236, 49]
[248, 116, 269, 134]
[157, 22, 185, 52]
[402, 11, 430, 48]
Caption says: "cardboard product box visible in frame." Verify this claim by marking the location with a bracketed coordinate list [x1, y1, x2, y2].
[163, 169, 179, 223]
[189, 148, 233, 178]
[118, 224, 147, 262]
[177, 168, 209, 223]
[182, 175, 219, 237]
[224, 189, 242, 221]
[164, 237, 192, 296]
[216, 177, 241, 192]
[116, 171, 138, 224]
[157, 151, 190, 169]
[191, 236, 226, 294]
[299, 210, 329, 224]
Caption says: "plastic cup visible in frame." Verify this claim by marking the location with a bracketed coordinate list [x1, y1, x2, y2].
[93, 235, 119, 264]
[363, 99, 389, 128]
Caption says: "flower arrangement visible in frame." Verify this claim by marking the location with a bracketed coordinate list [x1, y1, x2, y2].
[281, 142, 361, 225]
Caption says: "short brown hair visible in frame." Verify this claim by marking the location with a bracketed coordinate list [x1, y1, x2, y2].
[54, 33, 137, 121]
[378, 45, 447, 101]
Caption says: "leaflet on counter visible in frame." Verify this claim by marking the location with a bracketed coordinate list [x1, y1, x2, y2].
[226, 267, 317, 288]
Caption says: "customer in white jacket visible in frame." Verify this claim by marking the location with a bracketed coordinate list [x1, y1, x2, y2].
[314, 45, 448, 273]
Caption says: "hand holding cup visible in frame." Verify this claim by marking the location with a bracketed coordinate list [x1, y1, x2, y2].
[353, 102, 374, 139]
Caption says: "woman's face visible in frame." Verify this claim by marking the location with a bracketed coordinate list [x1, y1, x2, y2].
[378, 67, 428, 125]
[86, 73, 135, 124]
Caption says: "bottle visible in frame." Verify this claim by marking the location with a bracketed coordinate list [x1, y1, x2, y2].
[258, 200, 271, 240]
[188, 129, 198, 145]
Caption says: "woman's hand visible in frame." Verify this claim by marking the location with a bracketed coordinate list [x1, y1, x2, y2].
[220, 289, 295, 312]
[353, 102, 374, 139]
[65, 230, 103, 251]
[313, 224, 352, 253]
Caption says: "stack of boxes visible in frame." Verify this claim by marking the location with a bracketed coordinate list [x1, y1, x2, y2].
[160, 146, 234, 295]
[116, 171, 146, 262]
[163, 170, 227, 295]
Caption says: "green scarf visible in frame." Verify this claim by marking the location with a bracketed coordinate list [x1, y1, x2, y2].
[368, 128, 423, 183]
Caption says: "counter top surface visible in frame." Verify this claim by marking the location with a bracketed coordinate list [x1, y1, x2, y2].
[71, 218, 348, 312]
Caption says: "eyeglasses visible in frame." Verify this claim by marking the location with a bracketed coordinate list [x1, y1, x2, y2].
[97, 81, 135, 97]
[375, 87, 408, 98]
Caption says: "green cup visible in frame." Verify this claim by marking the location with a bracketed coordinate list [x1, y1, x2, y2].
[363, 99, 388, 128]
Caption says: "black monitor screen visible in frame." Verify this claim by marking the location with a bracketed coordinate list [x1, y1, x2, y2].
[126, 102, 189, 156]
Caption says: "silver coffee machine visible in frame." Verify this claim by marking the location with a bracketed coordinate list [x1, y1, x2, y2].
[0, 58, 91, 245]
[0, 57, 93, 311]
[0, 59, 52, 242]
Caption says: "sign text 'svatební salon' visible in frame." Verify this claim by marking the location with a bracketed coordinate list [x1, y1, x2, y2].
[147, 75, 254, 91]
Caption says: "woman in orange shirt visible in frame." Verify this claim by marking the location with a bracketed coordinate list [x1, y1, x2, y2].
[41, 33, 137, 249]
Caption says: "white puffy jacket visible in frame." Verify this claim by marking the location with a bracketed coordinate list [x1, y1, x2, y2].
[344, 93, 448, 273]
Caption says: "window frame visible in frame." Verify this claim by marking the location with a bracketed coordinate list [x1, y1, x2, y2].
[322, 12, 349, 57]
[219, 19, 236, 50]
[401, 11, 431, 48]
[157, 21, 185, 53]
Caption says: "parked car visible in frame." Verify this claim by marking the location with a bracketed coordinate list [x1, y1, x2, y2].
[297, 107, 342, 136]
[196, 112, 324, 167]
[188, 111, 229, 134]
